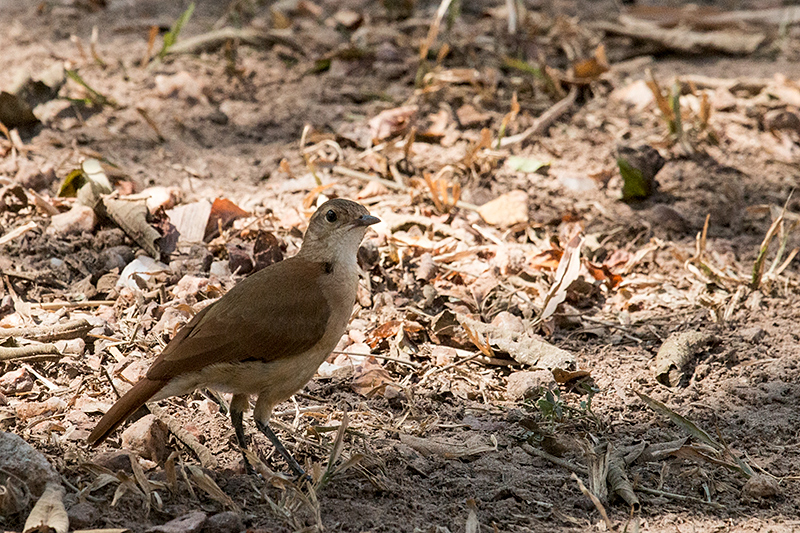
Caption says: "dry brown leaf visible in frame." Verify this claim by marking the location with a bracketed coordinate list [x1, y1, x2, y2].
[571, 44, 609, 81]
[457, 315, 575, 370]
[477, 190, 528, 227]
[166, 200, 212, 244]
[540, 233, 584, 321]
[369, 105, 418, 142]
[351, 356, 393, 397]
[551, 368, 591, 385]
[185, 464, 240, 512]
[203, 198, 250, 241]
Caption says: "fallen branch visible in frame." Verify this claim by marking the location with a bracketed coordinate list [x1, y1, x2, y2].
[591, 16, 765, 55]
[0, 318, 92, 342]
[0, 344, 60, 362]
[520, 443, 588, 475]
[635, 485, 724, 509]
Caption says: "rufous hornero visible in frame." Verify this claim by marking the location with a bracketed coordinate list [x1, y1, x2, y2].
[88, 199, 380, 478]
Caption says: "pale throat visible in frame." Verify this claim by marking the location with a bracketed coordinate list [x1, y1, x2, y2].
[301, 228, 365, 269]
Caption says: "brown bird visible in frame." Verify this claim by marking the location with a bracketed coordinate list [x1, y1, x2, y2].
[88, 199, 380, 477]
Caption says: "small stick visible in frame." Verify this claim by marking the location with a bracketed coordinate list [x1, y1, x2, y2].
[0, 318, 92, 342]
[521, 443, 589, 475]
[148, 403, 217, 469]
[499, 87, 578, 147]
[22, 363, 60, 391]
[33, 301, 115, 310]
[330, 350, 421, 368]
[635, 485, 724, 509]
[0, 344, 61, 362]
[573, 473, 615, 532]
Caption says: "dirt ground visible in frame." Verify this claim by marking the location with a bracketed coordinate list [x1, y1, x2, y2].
[1, 0, 800, 532]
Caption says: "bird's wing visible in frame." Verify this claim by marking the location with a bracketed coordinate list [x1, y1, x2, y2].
[146, 258, 331, 382]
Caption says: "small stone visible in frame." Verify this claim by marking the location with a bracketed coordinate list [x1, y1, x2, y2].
[0, 368, 34, 394]
[210, 260, 231, 277]
[121, 414, 169, 462]
[415, 252, 437, 281]
[138, 186, 183, 212]
[15, 397, 67, 421]
[148, 511, 208, 533]
[742, 474, 781, 499]
[93, 450, 134, 473]
[763, 109, 800, 133]
[506, 370, 556, 401]
[202, 511, 243, 533]
[490, 311, 525, 334]
[47, 204, 96, 235]
[478, 190, 528, 227]
[333, 9, 363, 30]
[456, 104, 491, 128]
[101, 245, 135, 271]
[68, 501, 98, 529]
[740, 327, 766, 344]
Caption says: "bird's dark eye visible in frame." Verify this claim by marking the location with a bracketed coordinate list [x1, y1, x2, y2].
[325, 209, 337, 223]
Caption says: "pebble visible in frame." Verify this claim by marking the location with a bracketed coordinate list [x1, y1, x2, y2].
[202, 512, 244, 533]
[148, 511, 208, 533]
[506, 370, 556, 401]
[121, 414, 169, 462]
[47, 204, 96, 235]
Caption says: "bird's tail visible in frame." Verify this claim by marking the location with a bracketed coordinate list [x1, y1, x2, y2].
[87, 378, 166, 446]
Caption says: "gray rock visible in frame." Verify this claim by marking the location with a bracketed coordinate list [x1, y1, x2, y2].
[148, 511, 208, 533]
[202, 512, 244, 533]
[742, 474, 781, 499]
[0, 432, 60, 497]
[68, 501, 99, 529]
[740, 327, 766, 344]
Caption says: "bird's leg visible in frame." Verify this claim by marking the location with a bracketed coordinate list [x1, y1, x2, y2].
[229, 394, 254, 474]
[253, 395, 310, 481]
[254, 419, 309, 481]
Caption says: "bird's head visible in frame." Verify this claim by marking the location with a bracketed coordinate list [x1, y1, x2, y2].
[299, 199, 380, 264]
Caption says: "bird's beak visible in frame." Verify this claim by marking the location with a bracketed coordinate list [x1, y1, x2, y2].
[354, 214, 381, 227]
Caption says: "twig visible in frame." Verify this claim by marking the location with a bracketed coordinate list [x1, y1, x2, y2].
[0, 344, 61, 362]
[330, 350, 421, 368]
[590, 17, 765, 55]
[166, 27, 304, 56]
[572, 473, 615, 531]
[148, 403, 217, 468]
[521, 443, 588, 475]
[635, 485, 724, 509]
[499, 87, 578, 147]
[22, 363, 60, 391]
[272, 405, 326, 418]
[33, 301, 115, 310]
[574, 315, 643, 343]
[0, 221, 37, 246]
[0, 318, 92, 342]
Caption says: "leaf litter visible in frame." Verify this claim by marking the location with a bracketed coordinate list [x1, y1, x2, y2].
[1, 0, 800, 532]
